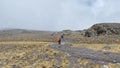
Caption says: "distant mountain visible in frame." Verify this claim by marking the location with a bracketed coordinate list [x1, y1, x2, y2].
[0, 29, 55, 42]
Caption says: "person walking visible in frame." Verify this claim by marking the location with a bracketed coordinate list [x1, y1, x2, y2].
[61, 34, 64, 39]
[57, 36, 61, 45]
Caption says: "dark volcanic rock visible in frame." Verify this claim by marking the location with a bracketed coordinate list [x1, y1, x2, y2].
[85, 23, 120, 37]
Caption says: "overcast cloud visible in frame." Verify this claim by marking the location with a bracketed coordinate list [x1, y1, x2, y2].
[0, 0, 120, 31]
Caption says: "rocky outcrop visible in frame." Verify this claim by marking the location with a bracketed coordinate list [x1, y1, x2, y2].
[84, 23, 120, 37]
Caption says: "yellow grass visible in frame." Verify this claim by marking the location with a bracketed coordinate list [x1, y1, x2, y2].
[0, 41, 53, 45]
[77, 58, 101, 68]
[0, 41, 69, 68]
[72, 43, 120, 53]
[77, 58, 120, 68]
[0, 42, 120, 68]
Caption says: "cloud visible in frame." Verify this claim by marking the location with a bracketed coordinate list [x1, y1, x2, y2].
[0, 0, 120, 31]
[94, 0, 120, 23]
[82, 0, 97, 6]
[91, 0, 104, 15]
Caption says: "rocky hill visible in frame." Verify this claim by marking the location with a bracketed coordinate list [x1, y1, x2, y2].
[84, 23, 120, 37]
[55, 23, 120, 43]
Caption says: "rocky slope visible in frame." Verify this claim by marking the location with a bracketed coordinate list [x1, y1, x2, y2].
[84, 23, 120, 37]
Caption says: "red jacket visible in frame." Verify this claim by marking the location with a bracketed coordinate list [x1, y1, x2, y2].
[57, 36, 61, 42]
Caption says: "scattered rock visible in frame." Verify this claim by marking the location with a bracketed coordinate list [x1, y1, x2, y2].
[11, 65, 21, 68]
[102, 65, 109, 68]
[103, 46, 111, 50]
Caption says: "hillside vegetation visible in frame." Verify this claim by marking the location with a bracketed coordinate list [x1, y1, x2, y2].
[0, 23, 120, 68]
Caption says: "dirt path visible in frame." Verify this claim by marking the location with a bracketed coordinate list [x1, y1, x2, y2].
[49, 43, 120, 64]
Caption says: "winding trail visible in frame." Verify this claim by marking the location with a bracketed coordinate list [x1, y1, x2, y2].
[49, 43, 120, 64]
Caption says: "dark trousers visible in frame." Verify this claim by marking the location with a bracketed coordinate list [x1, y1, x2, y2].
[58, 41, 61, 44]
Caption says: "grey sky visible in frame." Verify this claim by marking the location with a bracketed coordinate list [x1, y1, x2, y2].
[0, 0, 120, 31]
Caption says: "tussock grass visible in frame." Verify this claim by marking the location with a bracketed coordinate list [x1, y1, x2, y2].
[0, 42, 120, 68]
[77, 58, 120, 68]
[72, 43, 120, 53]
[77, 58, 101, 68]
[0, 42, 69, 68]
[0, 41, 53, 45]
